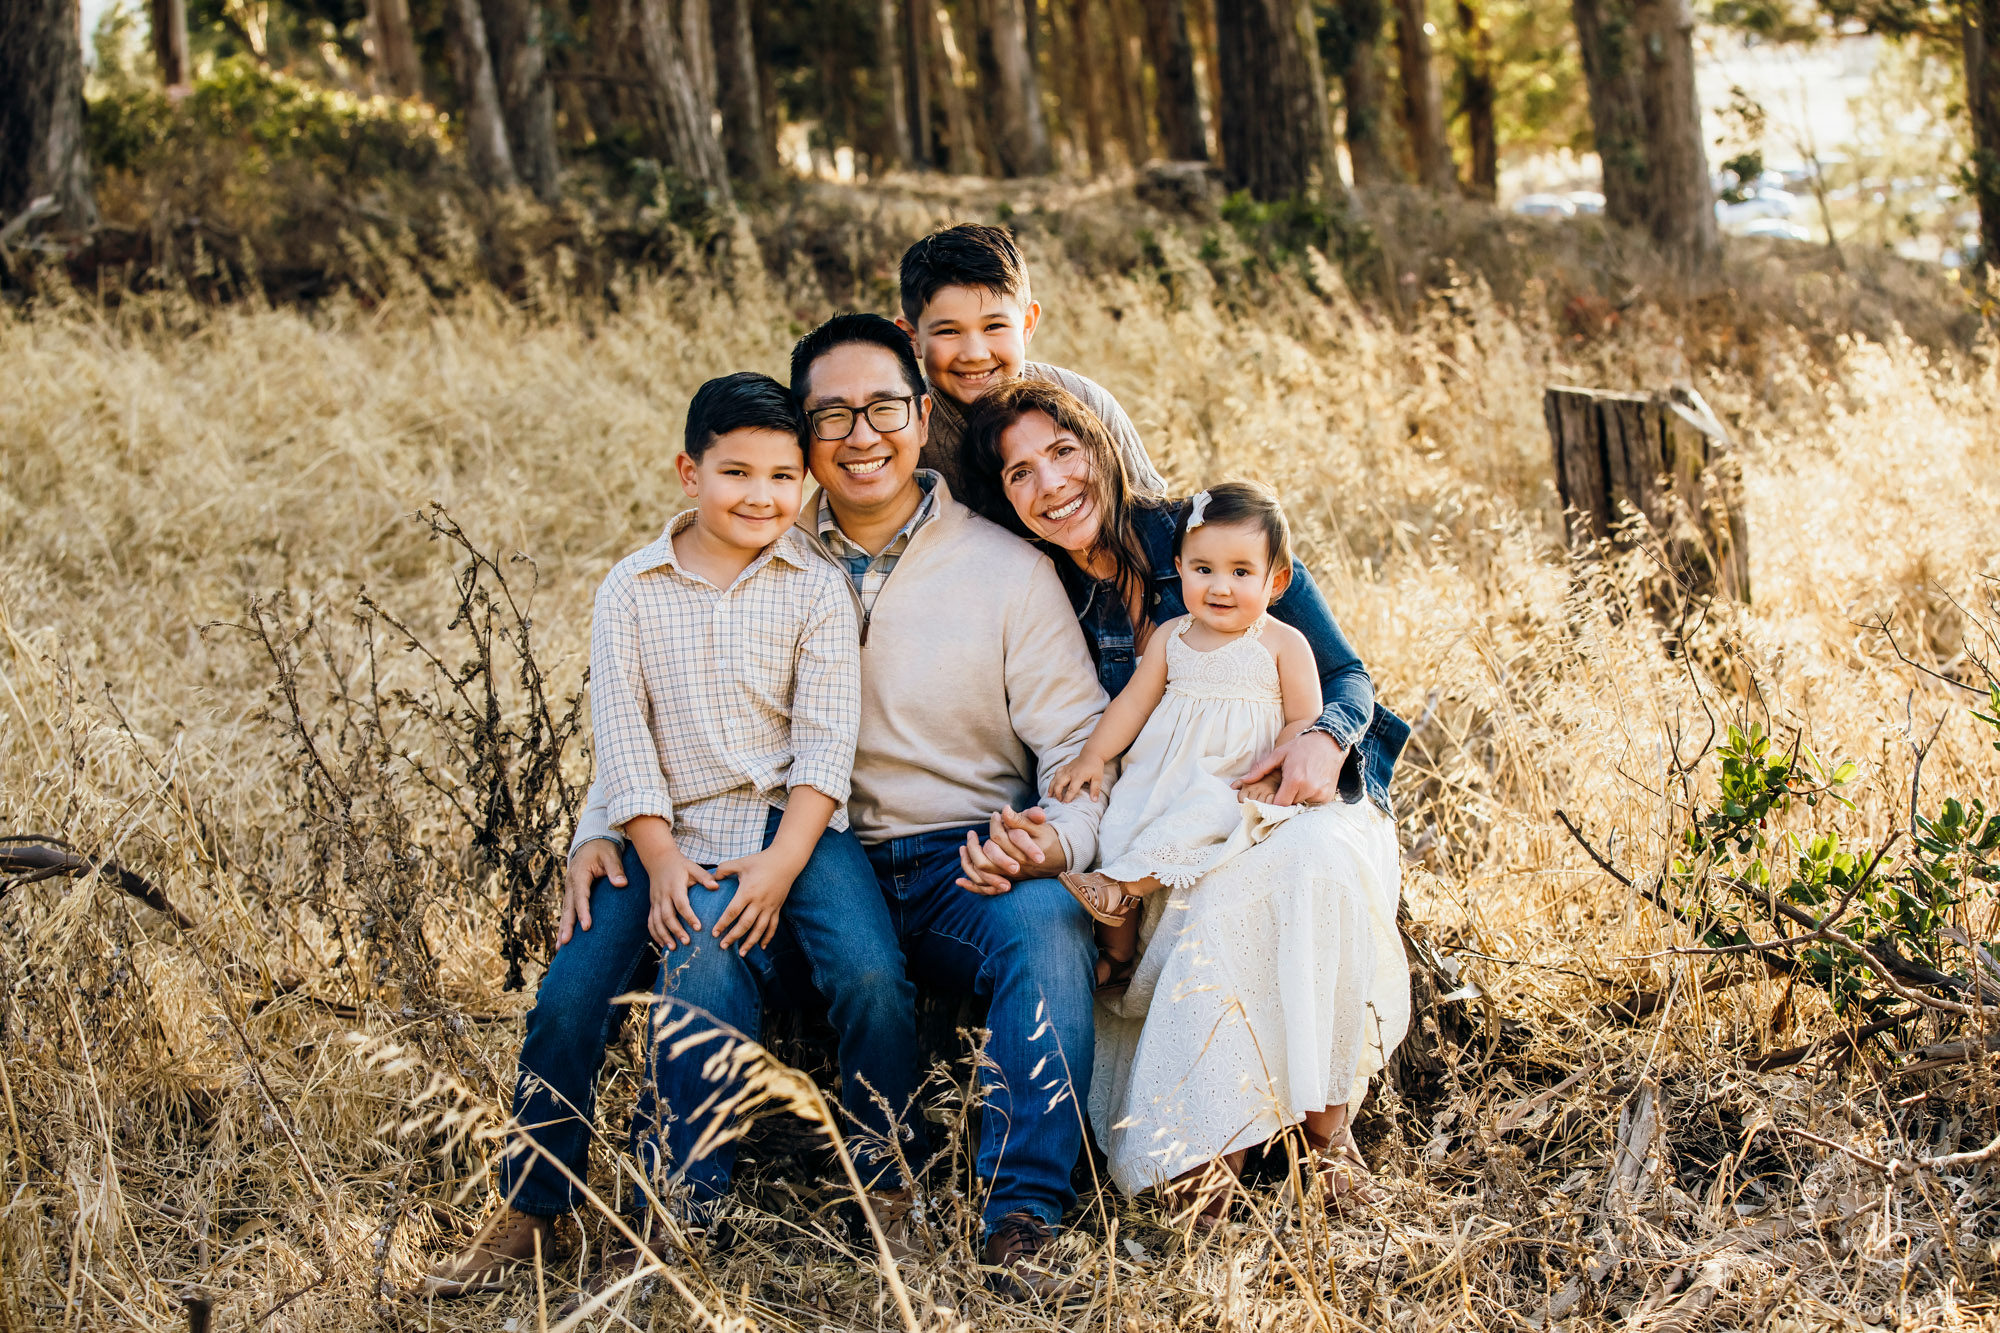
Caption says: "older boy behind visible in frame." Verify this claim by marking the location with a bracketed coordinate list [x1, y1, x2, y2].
[896, 223, 1166, 499]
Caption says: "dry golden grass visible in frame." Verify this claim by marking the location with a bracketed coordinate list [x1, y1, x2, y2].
[2, 189, 1998, 1332]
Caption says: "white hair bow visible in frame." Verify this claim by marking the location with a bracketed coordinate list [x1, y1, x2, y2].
[1186, 490, 1212, 531]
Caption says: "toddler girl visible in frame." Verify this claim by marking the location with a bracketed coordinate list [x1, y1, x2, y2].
[1050, 481, 1322, 991]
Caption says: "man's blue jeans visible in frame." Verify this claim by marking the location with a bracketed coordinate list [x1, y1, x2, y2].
[867, 825, 1097, 1233]
[498, 812, 920, 1216]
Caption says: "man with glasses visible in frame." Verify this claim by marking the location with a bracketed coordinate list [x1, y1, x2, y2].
[566, 314, 1109, 1298]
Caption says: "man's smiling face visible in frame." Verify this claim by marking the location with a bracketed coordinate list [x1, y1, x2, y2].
[802, 341, 930, 519]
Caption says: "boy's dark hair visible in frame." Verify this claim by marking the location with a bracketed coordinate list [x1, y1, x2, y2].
[1174, 480, 1293, 572]
[898, 223, 1032, 325]
[684, 371, 806, 461]
[789, 313, 927, 406]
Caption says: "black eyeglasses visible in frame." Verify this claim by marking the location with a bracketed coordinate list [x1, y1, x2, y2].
[807, 395, 916, 441]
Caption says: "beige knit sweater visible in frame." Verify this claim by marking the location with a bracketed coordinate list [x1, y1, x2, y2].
[572, 480, 1109, 869]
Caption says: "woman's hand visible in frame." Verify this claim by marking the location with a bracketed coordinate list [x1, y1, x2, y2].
[559, 838, 629, 947]
[1233, 731, 1347, 806]
[956, 805, 1068, 894]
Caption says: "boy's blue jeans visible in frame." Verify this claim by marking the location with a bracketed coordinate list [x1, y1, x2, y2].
[498, 811, 919, 1217]
[866, 825, 1097, 1233]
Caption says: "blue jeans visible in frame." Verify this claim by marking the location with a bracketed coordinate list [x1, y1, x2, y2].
[867, 826, 1097, 1232]
[499, 811, 919, 1216]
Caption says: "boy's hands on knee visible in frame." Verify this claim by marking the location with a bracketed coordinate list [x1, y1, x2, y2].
[626, 816, 717, 950]
[709, 848, 801, 955]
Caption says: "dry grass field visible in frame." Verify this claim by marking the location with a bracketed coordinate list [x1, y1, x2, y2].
[2, 186, 1998, 1331]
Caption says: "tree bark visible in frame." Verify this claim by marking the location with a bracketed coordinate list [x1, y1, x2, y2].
[632, 0, 733, 202]
[1570, 0, 1645, 224]
[482, 0, 559, 199]
[1142, 0, 1206, 161]
[0, 0, 95, 230]
[906, 0, 934, 167]
[1455, 0, 1496, 197]
[1632, 0, 1716, 278]
[1215, 0, 1346, 206]
[878, 0, 916, 167]
[934, 0, 982, 172]
[1334, 0, 1397, 184]
[1394, 0, 1457, 189]
[986, 0, 1053, 175]
[150, 0, 191, 86]
[1965, 0, 1999, 272]
[364, 0, 423, 97]
[1065, 0, 1106, 173]
[711, 0, 771, 181]
[1105, 0, 1148, 165]
[447, 0, 520, 189]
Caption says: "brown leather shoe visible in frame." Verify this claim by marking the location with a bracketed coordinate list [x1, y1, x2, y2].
[855, 1188, 923, 1263]
[553, 1218, 673, 1322]
[981, 1212, 1083, 1301]
[420, 1207, 568, 1297]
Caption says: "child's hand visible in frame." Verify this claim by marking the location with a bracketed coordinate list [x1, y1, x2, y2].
[1049, 755, 1106, 803]
[637, 836, 719, 950]
[708, 848, 802, 955]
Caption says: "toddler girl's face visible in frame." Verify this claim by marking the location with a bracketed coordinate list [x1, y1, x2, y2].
[1177, 522, 1280, 634]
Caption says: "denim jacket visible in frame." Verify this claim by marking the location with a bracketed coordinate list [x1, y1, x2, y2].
[1053, 498, 1408, 815]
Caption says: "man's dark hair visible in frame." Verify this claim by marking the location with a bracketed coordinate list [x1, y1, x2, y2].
[684, 371, 805, 461]
[788, 313, 927, 406]
[897, 223, 1031, 325]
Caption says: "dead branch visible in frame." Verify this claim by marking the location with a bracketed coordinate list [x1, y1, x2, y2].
[0, 835, 196, 930]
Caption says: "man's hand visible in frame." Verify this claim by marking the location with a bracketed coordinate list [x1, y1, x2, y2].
[956, 805, 1069, 894]
[559, 838, 628, 948]
[708, 847, 802, 955]
[1233, 730, 1348, 806]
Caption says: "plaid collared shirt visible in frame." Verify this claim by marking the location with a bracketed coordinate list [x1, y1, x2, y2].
[815, 469, 941, 626]
[590, 509, 861, 863]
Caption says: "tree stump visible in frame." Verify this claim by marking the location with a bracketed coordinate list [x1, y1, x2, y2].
[1543, 384, 1750, 605]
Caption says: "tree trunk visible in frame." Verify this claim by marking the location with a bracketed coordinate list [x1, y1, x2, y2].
[1142, 0, 1206, 161]
[1215, 0, 1345, 206]
[933, 0, 982, 172]
[986, 0, 1053, 175]
[1105, 0, 1148, 165]
[364, 0, 423, 97]
[681, 0, 716, 112]
[878, 0, 915, 167]
[1188, 0, 1223, 154]
[1334, 0, 1397, 184]
[1964, 0, 1998, 272]
[447, 0, 520, 189]
[711, 0, 771, 181]
[482, 0, 559, 199]
[1455, 0, 1495, 197]
[1065, 0, 1106, 173]
[906, 0, 934, 168]
[150, 0, 191, 86]
[1573, 0, 1716, 277]
[631, 0, 733, 202]
[1394, 0, 1457, 189]
[0, 0, 95, 230]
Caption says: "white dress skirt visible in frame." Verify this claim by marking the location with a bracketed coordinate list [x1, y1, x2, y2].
[1085, 625, 1411, 1195]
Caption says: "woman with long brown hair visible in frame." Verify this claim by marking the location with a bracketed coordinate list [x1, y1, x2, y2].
[959, 379, 1412, 1219]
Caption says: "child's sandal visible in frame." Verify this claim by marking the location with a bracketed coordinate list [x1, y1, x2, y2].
[1300, 1125, 1385, 1211]
[1058, 871, 1134, 926]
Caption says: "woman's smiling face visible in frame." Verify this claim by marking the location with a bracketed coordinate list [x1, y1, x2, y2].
[997, 410, 1101, 552]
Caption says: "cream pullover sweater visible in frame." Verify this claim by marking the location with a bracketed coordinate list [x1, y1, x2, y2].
[571, 480, 1109, 870]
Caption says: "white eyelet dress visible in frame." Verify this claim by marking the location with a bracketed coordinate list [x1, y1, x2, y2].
[1088, 617, 1410, 1196]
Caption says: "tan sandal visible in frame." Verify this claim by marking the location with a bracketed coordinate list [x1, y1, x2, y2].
[1300, 1124, 1384, 1210]
[1057, 871, 1135, 926]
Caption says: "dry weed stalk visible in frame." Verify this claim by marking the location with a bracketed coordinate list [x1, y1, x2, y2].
[1, 207, 1997, 1330]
